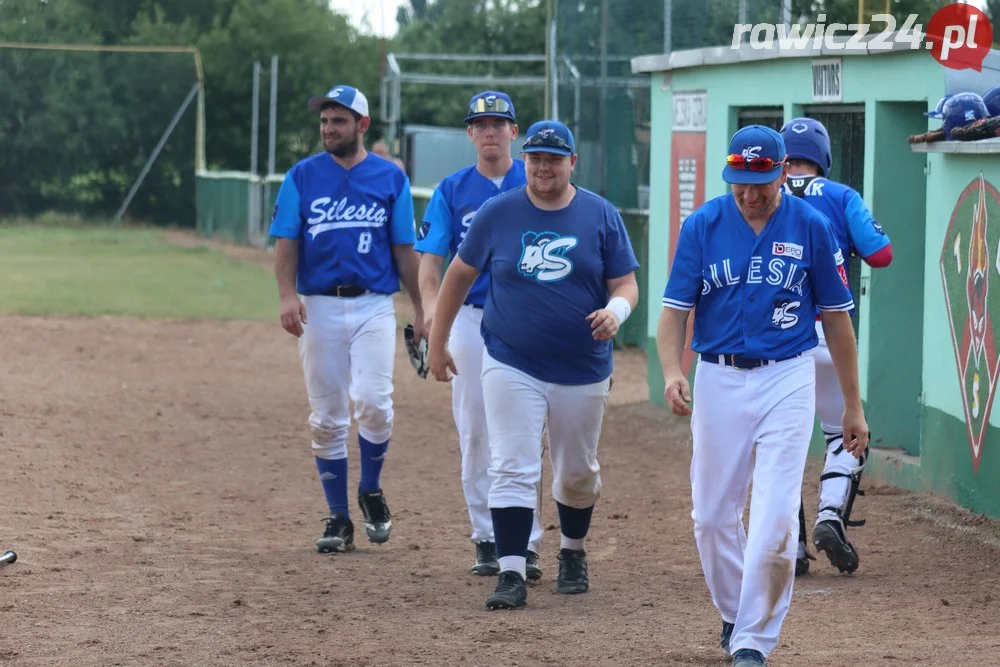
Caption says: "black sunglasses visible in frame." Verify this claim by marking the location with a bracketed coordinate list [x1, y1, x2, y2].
[523, 132, 572, 152]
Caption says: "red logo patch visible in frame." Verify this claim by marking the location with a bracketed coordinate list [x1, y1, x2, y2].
[837, 264, 849, 287]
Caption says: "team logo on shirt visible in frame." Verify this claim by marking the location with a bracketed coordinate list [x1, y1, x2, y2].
[834, 248, 850, 287]
[518, 231, 578, 282]
[772, 241, 803, 260]
[417, 220, 431, 240]
[771, 298, 801, 329]
[306, 196, 389, 239]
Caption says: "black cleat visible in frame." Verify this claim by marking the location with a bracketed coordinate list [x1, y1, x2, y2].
[732, 648, 767, 666]
[316, 513, 355, 553]
[471, 541, 499, 576]
[485, 570, 527, 610]
[557, 548, 589, 594]
[720, 621, 735, 659]
[357, 489, 392, 544]
[813, 520, 859, 574]
[526, 549, 543, 581]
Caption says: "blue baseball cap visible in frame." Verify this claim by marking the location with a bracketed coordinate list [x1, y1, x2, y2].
[521, 120, 575, 157]
[464, 91, 515, 123]
[722, 125, 788, 185]
[309, 84, 369, 117]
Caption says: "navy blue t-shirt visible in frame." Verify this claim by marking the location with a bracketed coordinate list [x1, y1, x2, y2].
[458, 186, 639, 384]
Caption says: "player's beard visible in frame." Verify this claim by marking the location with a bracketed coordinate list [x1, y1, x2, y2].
[739, 191, 782, 220]
[327, 133, 360, 159]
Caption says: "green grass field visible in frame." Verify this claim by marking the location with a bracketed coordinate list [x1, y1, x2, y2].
[0, 225, 277, 320]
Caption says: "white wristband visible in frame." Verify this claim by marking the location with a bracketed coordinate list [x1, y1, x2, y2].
[606, 296, 631, 324]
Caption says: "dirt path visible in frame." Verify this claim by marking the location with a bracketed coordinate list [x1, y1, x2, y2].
[0, 229, 997, 666]
[0, 309, 998, 666]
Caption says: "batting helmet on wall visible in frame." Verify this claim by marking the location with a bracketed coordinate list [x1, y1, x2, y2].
[779, 117, 833, 177]
[924, 95, 952, 119]
[983, 84, 1000, 118]
[942, 93, 990, 140]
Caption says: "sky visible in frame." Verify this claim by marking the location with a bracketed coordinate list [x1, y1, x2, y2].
[330, 0, 407, 38]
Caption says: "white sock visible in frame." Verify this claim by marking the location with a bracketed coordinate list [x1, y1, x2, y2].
[498, 555, 526, 579]
[561, 535, 585, 551]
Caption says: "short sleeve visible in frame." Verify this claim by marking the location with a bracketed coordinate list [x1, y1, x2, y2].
[414, 187, 453, 256]
[810, 215, 855, 312]
[603, 205, 640, 279]
[389, 177, 416, 244]
[457, 203, 492, 273]
[844, 191, 890, 259]
[268, 174, 303, 239]
[662, 216, 703, 311]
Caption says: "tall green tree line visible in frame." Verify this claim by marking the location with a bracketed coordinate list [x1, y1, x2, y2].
[0, 0, 383, 224]
[1, 0, 996, 225]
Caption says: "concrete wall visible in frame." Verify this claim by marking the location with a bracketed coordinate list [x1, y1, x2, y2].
[636, 45, 1000, 517]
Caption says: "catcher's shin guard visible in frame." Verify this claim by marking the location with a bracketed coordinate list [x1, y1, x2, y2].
[795, 497, 815, 577]
[813, 432, 868, 573]
[818, 432, 868, 529]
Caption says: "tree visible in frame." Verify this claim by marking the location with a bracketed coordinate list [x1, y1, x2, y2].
[0, 0, 385, 224]
[390, 0, 546, 131]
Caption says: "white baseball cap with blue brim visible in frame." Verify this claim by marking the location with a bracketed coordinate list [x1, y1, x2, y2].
[309, 85, 369, 117]
[722, 125, 788, 185]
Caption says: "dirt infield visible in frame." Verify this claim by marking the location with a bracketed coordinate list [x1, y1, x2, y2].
[1, 268, 1000, 665]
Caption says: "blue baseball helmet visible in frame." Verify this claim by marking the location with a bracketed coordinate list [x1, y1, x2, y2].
[925, 95, 952, 119]
[942, 92, 990, 139]
[779, 117, 832, 177]
[983, 84, 1000, 117]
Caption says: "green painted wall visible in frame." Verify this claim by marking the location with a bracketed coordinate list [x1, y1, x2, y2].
[641, 47, 1000, 518]
[865, 102, 927, 456]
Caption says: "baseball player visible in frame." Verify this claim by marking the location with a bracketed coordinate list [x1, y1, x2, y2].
[415, 91, 545, 579]
[427, 120, 639, 610]
[779, 118, 893, 577]
[269, 84, 425, 554]
[657, 125, 869, 666]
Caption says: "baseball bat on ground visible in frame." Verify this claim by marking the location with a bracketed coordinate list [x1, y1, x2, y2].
[0, 550, 17, 565]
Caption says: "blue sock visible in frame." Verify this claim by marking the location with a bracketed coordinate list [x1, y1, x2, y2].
[491, 507, 534, 558]
[315, 457, 349, 517]
[358, 435, 389, 493]
[556, 502, 594, 540]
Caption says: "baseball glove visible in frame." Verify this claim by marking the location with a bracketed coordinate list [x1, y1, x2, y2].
[950, 115, 1000, 141]
[403, 324, 428, 379]
[908, 128, 945, 144]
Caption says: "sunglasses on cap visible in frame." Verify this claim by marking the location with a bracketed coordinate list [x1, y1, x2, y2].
[726, 153, 787, 172]
[523, 132, 573, 152]
[469, 96, 513, 115]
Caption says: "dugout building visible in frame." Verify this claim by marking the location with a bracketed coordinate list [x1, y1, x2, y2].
[631, 39, 1000, 517]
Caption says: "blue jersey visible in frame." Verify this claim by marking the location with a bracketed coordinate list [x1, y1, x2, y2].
[783, 175, 890, 286]
[268, 152, 416, 296]
[662, 193, 854, 359]
[458, 186, 639, 384]
[415, 161, 527, 307]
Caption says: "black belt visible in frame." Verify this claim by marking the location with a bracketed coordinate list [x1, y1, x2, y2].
[701, 352, 801, 370]
[325, 285, 369, 298]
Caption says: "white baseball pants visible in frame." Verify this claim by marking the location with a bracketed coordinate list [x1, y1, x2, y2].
[298, 294, 396, 460]
[450, 306, 544, 550]
[690, 354, 815, 658]
[809, 320, 865, 525]
[481, 351, 610, 513]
